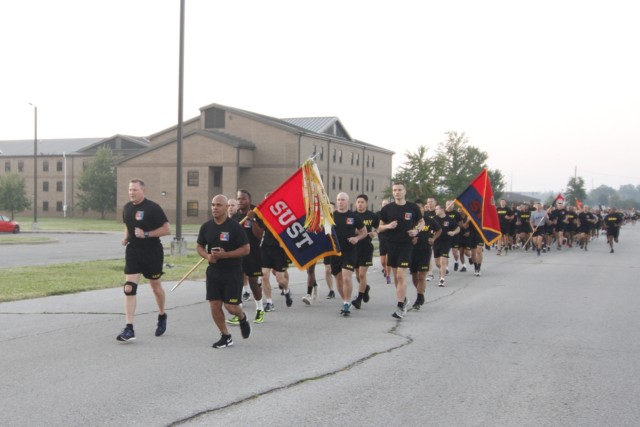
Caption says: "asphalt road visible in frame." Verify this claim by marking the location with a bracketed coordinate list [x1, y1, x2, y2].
[1, 227, 639, 426]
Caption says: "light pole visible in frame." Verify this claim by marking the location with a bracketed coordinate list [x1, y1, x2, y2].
[63, 151, 67, 217]
[29, 103, 38, 229]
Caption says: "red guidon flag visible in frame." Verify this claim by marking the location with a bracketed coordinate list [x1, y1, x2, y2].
[254, 161, 340, 270]
[454, 168, 501, 246]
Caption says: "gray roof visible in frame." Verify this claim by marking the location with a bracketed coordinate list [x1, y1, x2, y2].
[0, 138, 104, 157]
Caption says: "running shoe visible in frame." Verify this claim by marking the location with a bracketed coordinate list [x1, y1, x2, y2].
[363, 285, 371, 303]
[239, 314, 251, 339]
[439, 278, 445, 287]
[226, 315, 240, 325]
[242, 291, 251, 302]
[392, 308, 404, 319]
[253, 309, 265, 324]
[610, 248, 614, 253]
[155, 313, 167, 337]
[475, 271, 482, 277]
[351, 298, 362, 310]
[402, 298, 410, 315]
[326, 290, 335, 299]
[454, 262, 459, 271]
[412, 301, 421, 311]
[264, 302, 275, 312]
[342, 303, 351, 317]
[212, 334, 233, 348]
[460, 266, 467, 272]
[116, 326, 135, 342]
[302, 294, 312, 305]
[426, 274, 434, 281]
[285, 291, 293, 307]
[311, 284, 318, 300]
[386, 275, 391, 285]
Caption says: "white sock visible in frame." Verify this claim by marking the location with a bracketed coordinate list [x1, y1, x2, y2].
[266, 299, 272, 304]
[256, 299, 263, 311]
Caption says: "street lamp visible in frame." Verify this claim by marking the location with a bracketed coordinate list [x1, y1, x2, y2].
[29, 103, 38, 229]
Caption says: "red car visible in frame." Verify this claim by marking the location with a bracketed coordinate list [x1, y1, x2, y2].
[0, 214, 20, 233]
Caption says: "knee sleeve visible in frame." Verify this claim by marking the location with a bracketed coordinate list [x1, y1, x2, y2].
[124, 281, 138, 296]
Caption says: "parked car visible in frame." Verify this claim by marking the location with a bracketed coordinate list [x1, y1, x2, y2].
[0, 214, 20, 233]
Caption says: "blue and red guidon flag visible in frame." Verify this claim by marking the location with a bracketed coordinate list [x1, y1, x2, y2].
[254, 167, 340, 270]
[454, 168, 501, 246]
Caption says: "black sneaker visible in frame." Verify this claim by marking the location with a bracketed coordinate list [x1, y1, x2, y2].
[351, 298, 362, 310]
[116, 327, 135, 342]
[213, 334, 233, 348]
[326, 290, 335, 299]
[239, 313, 251, 339]
[412, 301, 421, 311]
[155, 313, 167, 337]
[454, 262, 459, 271]
[285, 291, 293, 307]
[242, 291, 251, 302]
[363, 285, 371, 303]
[264, 302, 275, 312]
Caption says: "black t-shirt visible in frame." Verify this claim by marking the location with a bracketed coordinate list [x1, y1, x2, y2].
[333, 210, 365, 250]
[379, 201, 422, 244]
[414, 214, 441, 250]
[197, 217, 249, 268]
[446, 209, 463, 227]
[497, 206, 513, 224]
[604, 212, 624, 229]
[550, 208, 566, 225]
[356, 210, 379, 249]
[232, 207, 263, 248]
[122, 198, 169, 248]
[435, 215, 458, 243]
[578, 212, 596, 229]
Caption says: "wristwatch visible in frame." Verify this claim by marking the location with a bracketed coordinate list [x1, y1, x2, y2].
[144, 231, 149, 238]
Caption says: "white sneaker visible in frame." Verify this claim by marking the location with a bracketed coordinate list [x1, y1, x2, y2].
[302, 294, 312, 305]
[439, 278, 445, 287]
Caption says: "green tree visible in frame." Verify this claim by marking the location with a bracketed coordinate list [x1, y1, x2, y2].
[76, 147, 117, 219]
[0, 172, 31, 219]
[488, 169, 506, 200]
[432, 131, 491, 200]
[565, 176, 587, 206]
[588, 185, 616, 207]
[389, 145, 436, 201]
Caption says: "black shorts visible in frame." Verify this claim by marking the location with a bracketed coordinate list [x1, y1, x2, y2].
[606, 228, 620, 239]
[545, 225, 555, 235]
[410, 248, 431, 274]
[450, 233, 461, 249]
[124, 243, 164, 280]
[330, 246, 357, 275]
[242, 246, 263, 277]
[355, 242, 374, 268]
[433, 240, 451, 258]
[533, 226, 545, 237]
[323, 256, 331, 265]
[387, 241, 412, 269]
[518, 223, 533, 234]
[206, 266, 243, 304]
[499, 222, 511, 235]
[379, 237, 389, 256]
[261, 245, 289, 272]
[578, 226, 591, 234]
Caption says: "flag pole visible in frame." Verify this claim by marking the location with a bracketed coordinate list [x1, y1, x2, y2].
[171, 216, 248, 292]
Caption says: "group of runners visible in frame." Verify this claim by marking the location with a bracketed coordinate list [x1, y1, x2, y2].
[495, 199, 627, 255]
[115, 178, 628, 348]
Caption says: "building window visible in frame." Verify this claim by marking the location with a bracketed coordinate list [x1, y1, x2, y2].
[332, 149, 336, 163]
[350, 177, 353, 191]
[187, 201, 199, 216]
[320, 147, 324, 161]
[43, 181, 49, 192]
[339, 176, 342, 190]
[18, 161, 24, 172]
[372, 156, 375, 168]
[43, 161, 49, 172]
[350, 152, 354, 165]
[356, 178, 359, 191]
[372, 180, 375, 191]
[332, 176, 336, 190]
[366, 155, 370, 167]
[366, 179, 369, 192]
[4, 161, 10, 172]
[339, 150, 342, 164]
[356, 153, 360, 166]
[43, 201, 49, 212]
[83, 160, 88, 170]
[187, 170, 199, 186]
[204, 107, 225, 129]
[213, 167, 222, 187]
[57, 161, 63, 172]
[56, 181, 63, 192]
[56, 201, 63, 212]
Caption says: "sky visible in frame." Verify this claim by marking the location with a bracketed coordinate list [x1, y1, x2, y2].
[1, 0, 639, 193]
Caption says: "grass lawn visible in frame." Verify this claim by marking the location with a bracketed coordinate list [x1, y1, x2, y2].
[12, 215, 202, 234]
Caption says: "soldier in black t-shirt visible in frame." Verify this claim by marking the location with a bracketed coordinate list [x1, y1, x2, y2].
[331, 193, 367, 317]
[577, 205, 597, 251]
[377, 199, 391, 284]
[197, 194, 251, 349]
[434, 205, 461, 286]
[549, 201, 567, 250]
[496, 199, 514, 255]
[379, 182, 424, 319]
[231, 190, 266, 324]
[410, 201, 441, 310]
[352, 194, 380, 309]
[604, 207, 624, 253]
[445, 200, 463, 271]
[117, 179, 171, 343]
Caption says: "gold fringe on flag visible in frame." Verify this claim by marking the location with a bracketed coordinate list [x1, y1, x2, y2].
[301, 159, 335, 234]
